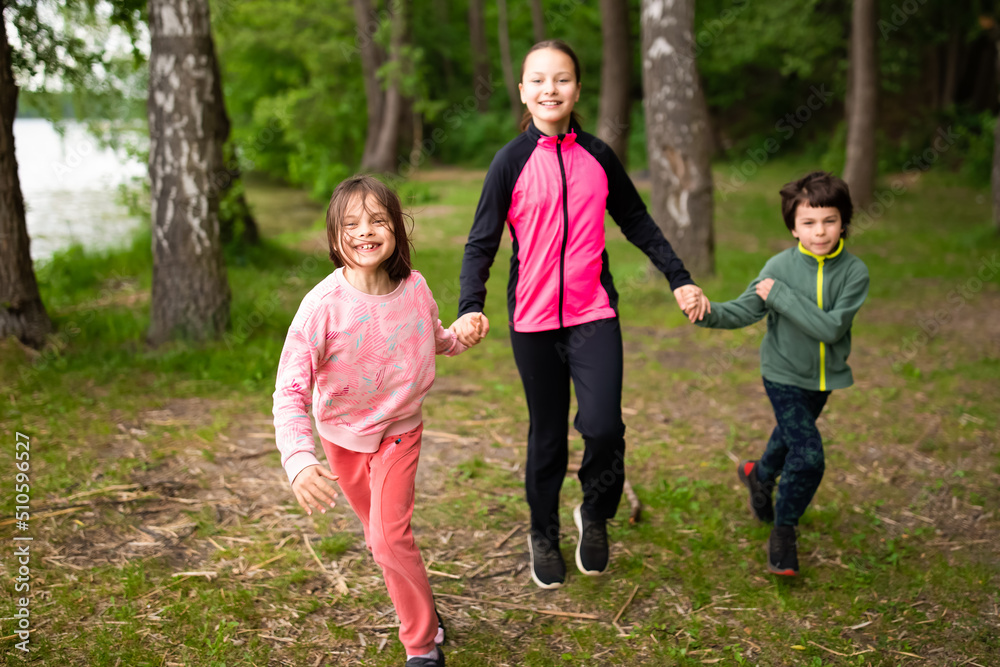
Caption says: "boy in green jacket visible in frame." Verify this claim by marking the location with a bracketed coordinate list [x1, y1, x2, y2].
[696, 171, 869, 576]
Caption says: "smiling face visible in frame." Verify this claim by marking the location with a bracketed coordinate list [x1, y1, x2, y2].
[519, 47, 581, 136]
[792, 204, 843, 256]
[338, 194, 397, 275]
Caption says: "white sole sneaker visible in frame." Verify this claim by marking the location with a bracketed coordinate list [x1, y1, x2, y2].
[527, 534, 563, 589]
[435, 610, 445, 645]
[574, 504, 607, 576]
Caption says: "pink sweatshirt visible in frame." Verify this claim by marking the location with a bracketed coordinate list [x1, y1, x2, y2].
[273, 268, 466, 484]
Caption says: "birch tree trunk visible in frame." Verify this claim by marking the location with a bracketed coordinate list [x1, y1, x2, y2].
[147, 0, 230, 345]
[640, 0, 715, 277]
[844, 0, 877, 208]
[0, 1, 51, 349]
[598, 0, 632, 165]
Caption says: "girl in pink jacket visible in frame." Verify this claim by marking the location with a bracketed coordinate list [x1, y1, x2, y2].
[454, 41, 709, 590]
[273, 176, 482, 667]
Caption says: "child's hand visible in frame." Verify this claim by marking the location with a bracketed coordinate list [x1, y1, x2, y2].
[672, 285, 711, 323]
[452, 312, 489, 347]
[290, 465, 339, 516]
[755, 278, 775, 302]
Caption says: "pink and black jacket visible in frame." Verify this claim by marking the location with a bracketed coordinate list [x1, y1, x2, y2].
[459, 121, 695, 332]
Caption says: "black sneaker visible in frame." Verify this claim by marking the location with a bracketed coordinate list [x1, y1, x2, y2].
[737, 460, 775, 523]
[573, 504, 609, 575]
[767, 525, 799, 576]
[405, 647, 445, 666]
[435, 609, 445, 645]
[527, 529, 565, 589]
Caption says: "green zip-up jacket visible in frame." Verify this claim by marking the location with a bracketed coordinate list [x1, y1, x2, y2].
[696, 240, 869, 391]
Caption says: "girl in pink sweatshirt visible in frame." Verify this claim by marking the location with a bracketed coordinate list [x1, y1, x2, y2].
[273, 175, 482, 667]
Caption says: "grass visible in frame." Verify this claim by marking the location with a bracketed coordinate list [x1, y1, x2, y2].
[1, 158, 999, 665]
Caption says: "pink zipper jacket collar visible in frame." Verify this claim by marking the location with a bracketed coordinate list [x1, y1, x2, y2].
[534, 129, 578, 150]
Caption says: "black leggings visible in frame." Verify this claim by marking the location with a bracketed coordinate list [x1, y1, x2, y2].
[510, 317, 626, 545]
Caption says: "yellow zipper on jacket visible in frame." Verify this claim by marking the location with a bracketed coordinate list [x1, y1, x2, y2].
[798, 239, 844, 391]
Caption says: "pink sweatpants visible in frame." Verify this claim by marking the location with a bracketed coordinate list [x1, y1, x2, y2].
[322, 423, 436, 655]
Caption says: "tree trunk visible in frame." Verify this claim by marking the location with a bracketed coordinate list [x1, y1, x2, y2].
[0, 2, 51, 349]
[598, 0, 631, 165]
[640, 0, 715, 278]
[530, 0, 546, 43]
[844, 0, 878, 209]
[354, 0, 387, 168]
[365, 0, 407, 173]
[497, 0, 521, 128]
[469, 0, 491, 112]
[147, 0, 231, 345]
[209, 36, 258, 245]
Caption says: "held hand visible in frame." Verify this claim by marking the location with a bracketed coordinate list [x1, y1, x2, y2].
[755, 278, 775, 302]
[473, 312, 490, 342]
[452, 312, 489, 347]
[673, 285, 712, 323]
[290, 465, 339, 516]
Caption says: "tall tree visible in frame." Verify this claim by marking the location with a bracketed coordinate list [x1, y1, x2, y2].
[844, 0, 877, 208]
[363, 0, 408, 173]
[147, 0, 231, 344]
[530, 0, 546, 44]
[0, 0, 51, 349]
[469, 0, 491, 112]
[497, 0, 521, 127]
[640, 0, 715, 277]
[355, 0, 387, 167]
[597, 0, 631, 165]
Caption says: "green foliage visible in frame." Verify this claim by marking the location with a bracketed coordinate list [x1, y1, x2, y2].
[954, 111, 995, 187]
[213, 0, 365, 198]
[10, 0, 146, 121]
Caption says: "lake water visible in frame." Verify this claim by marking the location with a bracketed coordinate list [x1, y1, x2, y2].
[14, 118, 146, 261]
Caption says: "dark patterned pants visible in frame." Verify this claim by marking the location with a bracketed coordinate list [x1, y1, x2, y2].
[756, 378, 831, 527]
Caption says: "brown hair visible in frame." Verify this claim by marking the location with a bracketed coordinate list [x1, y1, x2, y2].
[326, 175, 413, 282]
[779, 171, 854, 239]
[518, 39, 583, 133]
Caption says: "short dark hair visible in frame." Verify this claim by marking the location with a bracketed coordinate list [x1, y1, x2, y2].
[779, 171, 854, 238]
[326, 175, 413, 283]
[518, 39, 583, 133]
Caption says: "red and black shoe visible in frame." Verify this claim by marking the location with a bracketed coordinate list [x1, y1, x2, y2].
[767, 525, 799, 576]
[737, 460, 775, 523]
